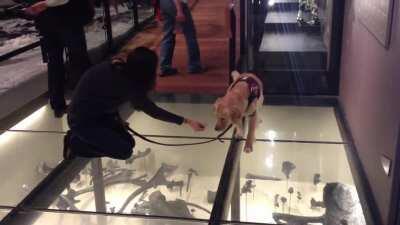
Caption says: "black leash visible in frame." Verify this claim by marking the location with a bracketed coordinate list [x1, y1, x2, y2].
[126, 125, 233, 147]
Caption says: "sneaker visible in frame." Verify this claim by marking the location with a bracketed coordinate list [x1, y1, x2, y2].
[160, 68, 178, 77]
[63, 130, 75, 160]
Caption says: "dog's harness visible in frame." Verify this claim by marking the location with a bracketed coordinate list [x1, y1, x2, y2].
[230, 76, 261, 110]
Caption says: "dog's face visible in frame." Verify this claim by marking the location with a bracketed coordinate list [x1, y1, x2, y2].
[214, 98, 242, 131]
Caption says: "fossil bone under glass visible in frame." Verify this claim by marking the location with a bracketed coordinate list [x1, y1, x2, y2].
[43, 137, 230, 220]
[224, 141, 367, 225]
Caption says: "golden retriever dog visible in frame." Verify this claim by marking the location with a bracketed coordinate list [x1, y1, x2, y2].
[214, 71, 264, 153]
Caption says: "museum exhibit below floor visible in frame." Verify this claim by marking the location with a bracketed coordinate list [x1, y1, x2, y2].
[0, 98, 370, 225]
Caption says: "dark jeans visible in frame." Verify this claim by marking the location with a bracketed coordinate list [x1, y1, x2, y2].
[68, 115, 135, 160]
[41, 26, 91, 110]
[159, 0, 201, 72]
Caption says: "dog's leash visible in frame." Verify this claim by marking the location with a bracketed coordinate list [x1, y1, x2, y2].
[126, 125, 233, 147]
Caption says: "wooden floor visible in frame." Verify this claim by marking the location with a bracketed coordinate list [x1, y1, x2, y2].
[118, 0, 230, 95]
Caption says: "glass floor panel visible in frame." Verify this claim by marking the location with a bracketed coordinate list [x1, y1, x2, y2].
[225, 141, 366, 224]
[9, 210, 208, 225]
[30, 137, 229, 220]
[0, 208, 11, 221]
[127, 103, 234, 138]
[0, 131, 63, 207]
[256, 106, 343, 142]
[3, 102, 342, 143]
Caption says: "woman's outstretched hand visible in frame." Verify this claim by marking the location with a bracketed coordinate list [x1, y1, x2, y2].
[184, 118, 206, 132]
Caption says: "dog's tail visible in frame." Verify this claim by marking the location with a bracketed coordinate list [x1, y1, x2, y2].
[231, 71, 240, 81]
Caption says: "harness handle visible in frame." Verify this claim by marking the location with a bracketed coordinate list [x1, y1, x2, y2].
[126, 125, 233, 147]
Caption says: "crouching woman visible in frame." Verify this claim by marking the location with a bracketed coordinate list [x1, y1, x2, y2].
[64, 47, 205, 160]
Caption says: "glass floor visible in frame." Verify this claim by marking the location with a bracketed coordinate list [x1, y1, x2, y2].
[0, 95, 370, 225]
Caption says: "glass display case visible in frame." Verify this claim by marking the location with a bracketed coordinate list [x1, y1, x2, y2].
[109, 0, 135, 41]
[0, 131, 63, 207]
[11, 210, 208, 225]
[224, 141, 366, 225]
[127, 102, 233, 138]
[0, 17, 38, 56]
[252, 105, 342, 142]
[137, 0, 154, 23]
[84, 4, 109, 51]
[33, 137, 230, 220]
[0, 97, 374, 225]
[0, 208, 11, 221]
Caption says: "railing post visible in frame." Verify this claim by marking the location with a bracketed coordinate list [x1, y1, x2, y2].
[103, 0, 113, 51]
[133, 0, 139, 28]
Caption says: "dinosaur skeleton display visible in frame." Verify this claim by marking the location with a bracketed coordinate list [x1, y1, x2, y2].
[132, 191, 211, 218]
[44, 149, 365, 224]
[273, 183, 366, 225]
[51, 148, 212, 219]
[117, 163, 184, 213]
[242, 160, 365, 224]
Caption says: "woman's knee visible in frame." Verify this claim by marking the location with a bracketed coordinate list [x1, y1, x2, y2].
[117, 144, 134, 160]
[115, 137, 135, 160]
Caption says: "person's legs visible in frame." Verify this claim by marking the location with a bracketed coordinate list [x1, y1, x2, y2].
[43, 32, 67, 113]
[181, 3, 202, 73]
[61, 26, 92, 89]
[159, 0, 177, 75]
[69, 124, 135, 160]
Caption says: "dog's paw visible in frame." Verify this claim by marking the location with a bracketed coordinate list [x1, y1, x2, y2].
[235, 131, 244, 139]
[235, 128, 244, 138]
[244, 145, 253, 153]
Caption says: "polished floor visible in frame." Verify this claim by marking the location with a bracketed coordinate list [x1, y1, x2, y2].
[0, 95, 368, 225]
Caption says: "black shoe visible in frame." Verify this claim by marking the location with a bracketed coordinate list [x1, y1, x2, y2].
[54, 106, 67, 118]
[63, 131, 75, 160]
[160, 68, 178, 77]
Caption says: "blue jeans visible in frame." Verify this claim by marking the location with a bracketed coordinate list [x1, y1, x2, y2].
[159, 0, 201, 72]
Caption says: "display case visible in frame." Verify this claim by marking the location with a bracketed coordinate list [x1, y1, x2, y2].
[224, 141, 367, 225]
[84, 4, 109, 51]
[108, 0, 135, 42]
[0, 208, 11, 221]
[10, 210, 208, 225]
[127, 102, 233, 138]
[0, 17, 38, 56]
[0, 95, 375, 225]
[0, 131, 63, 207]
[137, 0, 154, 24]
[27, 137, 230, 220]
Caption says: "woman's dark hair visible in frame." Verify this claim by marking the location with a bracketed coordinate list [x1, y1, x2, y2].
[121, 47, 158, 93]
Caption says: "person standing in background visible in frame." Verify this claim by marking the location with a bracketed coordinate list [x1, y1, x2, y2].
[159, 0, 203, 76]
[25, 0, 94, 117]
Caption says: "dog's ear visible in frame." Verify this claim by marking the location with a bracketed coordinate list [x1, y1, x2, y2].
[214, 98, 222, 113]
[231, 71, 241, 81]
